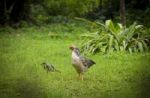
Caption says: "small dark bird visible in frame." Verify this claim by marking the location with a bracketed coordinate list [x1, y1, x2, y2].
[41, 62, 61, 73]
[69, 45, 95, 80]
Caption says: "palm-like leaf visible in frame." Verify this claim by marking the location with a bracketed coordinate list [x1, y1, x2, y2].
[78, 18, 149, 54]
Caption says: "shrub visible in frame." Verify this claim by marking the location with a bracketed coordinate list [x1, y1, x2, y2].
[80, 19, 149, 54]
[43, 0, 99, 16]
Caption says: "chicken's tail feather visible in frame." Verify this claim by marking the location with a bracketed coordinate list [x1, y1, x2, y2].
[87, 60, 96, 68]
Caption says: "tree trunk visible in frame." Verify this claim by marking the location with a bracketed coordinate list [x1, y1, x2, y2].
[99, 0, 103, 10]
[4, 0, 16, 25]
[120, 0, 126, 27]
[108, 0, 113, 19]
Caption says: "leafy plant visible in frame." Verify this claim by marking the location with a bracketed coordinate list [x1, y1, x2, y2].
[80, 19, 149, 54]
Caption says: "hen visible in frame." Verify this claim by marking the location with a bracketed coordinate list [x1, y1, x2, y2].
[69, 45, 95, 80]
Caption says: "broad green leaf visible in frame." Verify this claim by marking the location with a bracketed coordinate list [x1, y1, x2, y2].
[137, 41, 144, 52]
[114, 40, 119, 51]
[96, 21, 106, 29]
[108, 35, 114, 51]
[135, 25, 143, 29]
[117, 23, 123, 30]
[141, 40, 148, 50]
[122, 40, 127, 50]
[101, 46, 107, 53]
[120, 46, 124, 51]
[105, 20, 120, 41]
[105, 20, 118, 33]
[128, 48, 132, 54]
[126, 22, 137, 41]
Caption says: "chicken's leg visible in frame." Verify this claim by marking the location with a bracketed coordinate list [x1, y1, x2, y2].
[79, 73, 83, 80]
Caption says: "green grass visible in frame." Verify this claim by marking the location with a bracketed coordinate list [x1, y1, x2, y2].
[0, 25, 150, 98]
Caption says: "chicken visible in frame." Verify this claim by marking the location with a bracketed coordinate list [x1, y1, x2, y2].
[41, 62, 61, 73]
[69, 45, 95, 80]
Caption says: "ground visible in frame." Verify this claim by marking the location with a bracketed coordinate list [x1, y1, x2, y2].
[0, 24, 150, 98]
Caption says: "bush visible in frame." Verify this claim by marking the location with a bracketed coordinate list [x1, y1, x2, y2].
[80, 19, 149, 54]
[43, 0, 99, 16]
[30, 4, 49, 25]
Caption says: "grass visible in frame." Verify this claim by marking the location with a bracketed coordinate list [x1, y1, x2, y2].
[0, 24, 150, 98]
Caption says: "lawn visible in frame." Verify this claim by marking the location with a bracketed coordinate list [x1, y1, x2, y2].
[0, 24, 150, 98]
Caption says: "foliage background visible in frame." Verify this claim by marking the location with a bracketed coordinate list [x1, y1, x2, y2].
[0, 0, 149, 26]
